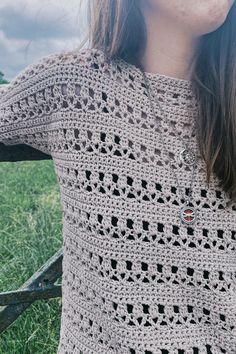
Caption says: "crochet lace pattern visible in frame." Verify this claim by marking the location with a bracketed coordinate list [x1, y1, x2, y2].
[0, 48, 236, 354]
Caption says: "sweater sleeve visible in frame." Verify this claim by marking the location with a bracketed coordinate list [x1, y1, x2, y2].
[0, 52, 66, 156]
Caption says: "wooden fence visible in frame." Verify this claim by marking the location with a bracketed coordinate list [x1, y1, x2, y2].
[0, 143, 63, 333]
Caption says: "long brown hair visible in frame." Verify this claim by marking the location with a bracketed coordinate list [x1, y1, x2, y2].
[77, 0, 236, 209]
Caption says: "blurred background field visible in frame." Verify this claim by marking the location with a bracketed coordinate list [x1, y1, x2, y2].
[0, 160, 63, 354]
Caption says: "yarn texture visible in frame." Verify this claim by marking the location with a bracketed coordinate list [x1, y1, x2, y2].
[0, 48, 236, 354]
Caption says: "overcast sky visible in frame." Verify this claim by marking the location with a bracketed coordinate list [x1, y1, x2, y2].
[0, 0, 88, 81]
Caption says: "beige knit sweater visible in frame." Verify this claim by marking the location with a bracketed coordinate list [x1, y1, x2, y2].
[0, 48, 236, 354]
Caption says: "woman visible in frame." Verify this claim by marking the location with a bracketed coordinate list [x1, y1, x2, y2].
[1, 0, 236, 353]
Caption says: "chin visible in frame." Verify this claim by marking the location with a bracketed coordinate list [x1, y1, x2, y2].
[197, 16, 228, 35]
[192, 0, 232, 35]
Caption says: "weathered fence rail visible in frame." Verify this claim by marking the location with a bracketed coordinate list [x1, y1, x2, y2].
[0, 143, 62, 333]
[0, 142, 52, 162]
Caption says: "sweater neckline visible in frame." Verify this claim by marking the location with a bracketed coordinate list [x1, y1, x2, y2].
[115, 55, 199, 127]
[116, 56, 194, 94]
[143, 70, 192, 86]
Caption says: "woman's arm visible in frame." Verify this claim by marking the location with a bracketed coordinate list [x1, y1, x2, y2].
[0, 52, 66, 156]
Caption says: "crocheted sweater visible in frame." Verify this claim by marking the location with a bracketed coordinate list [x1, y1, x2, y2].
[0, 48, 236, 354]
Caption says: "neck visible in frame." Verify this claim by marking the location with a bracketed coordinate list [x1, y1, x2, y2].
[140, 7, 200, 80]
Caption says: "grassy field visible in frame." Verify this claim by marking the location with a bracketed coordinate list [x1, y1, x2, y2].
[0, 160, 63, 354]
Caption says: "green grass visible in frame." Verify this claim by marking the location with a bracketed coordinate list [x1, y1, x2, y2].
[0, 160, 63, 354]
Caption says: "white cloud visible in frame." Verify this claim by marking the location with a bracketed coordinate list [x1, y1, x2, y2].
[0, 0, 88, 81]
